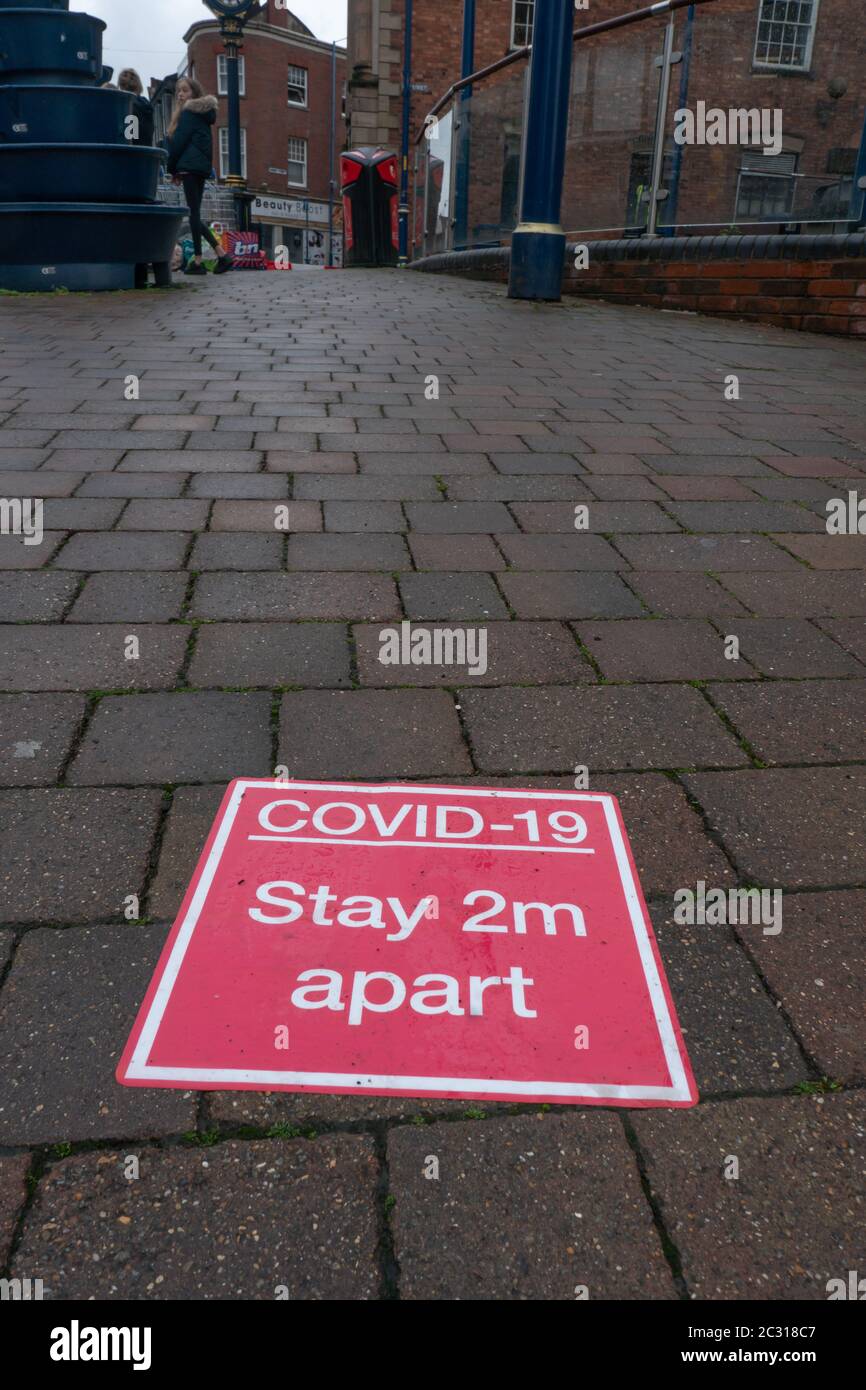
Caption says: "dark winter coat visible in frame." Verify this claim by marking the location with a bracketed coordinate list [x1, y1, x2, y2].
[166, 95, 217, 178]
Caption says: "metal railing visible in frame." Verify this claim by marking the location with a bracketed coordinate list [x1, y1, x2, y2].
[414, 0, 866, 258]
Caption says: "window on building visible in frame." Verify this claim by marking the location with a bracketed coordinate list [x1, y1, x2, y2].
[288, 136, 307, 187]
[753, 0, 819, 71]
[218, 127, 248, 179]
[217, 53, 246, 96]
[735, 150, 797, 221]
[288, 65, 308, 107]
[511, 0, 534, 49]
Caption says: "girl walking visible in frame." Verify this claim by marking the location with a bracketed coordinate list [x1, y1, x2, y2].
[166, 77, 232, 276]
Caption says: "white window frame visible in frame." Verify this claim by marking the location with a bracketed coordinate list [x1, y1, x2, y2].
[510, 0, 534, 50]
[734, 150, 798, 222]
[753, 0, 820, 73]
[287, 64, 308, 108]
[219, 127, 247, 180]
[217, 53, 246, 96]
[287, 136, 307, 188]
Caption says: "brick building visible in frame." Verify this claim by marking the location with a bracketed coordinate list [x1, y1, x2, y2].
[347, 0, 865, 251]
[176, 1, 347, 259]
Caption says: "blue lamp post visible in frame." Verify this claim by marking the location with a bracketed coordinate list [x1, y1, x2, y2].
[204, 0, 255, 229]
[508, 0, 575, 301]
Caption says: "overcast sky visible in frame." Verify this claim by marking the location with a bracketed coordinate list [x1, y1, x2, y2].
[86, 1, 348, 84]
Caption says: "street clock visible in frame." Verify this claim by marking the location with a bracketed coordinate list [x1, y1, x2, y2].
[203, 1, 258, 19]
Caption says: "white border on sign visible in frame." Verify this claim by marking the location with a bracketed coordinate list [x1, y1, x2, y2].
[124, 782, 692, 1102]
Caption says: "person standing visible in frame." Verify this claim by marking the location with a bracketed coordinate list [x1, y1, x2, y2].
[166, 77, 232, 276]
[116, 68, 154, 146]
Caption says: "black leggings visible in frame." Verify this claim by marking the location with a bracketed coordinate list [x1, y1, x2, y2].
[181, 174, 220, 258]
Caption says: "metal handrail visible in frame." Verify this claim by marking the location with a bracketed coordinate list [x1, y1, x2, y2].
[415, 0, 724, 143]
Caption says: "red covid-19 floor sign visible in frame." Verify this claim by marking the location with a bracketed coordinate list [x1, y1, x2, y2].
[118, 780, 697, 1107]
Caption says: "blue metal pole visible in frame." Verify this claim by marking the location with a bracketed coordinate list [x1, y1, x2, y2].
[851, 106, 866, 229]
[398, 0, 414, 267]
[662, 2, 694, 236]
[508, 0, 575, 300]
[454, 0, 476, 250]
[328, 40, 336, 267]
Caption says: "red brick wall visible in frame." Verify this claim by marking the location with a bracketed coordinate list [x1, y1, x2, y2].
[562, 255, 866, 337]
[416, 245, 866, 338]
[397, 0, 864, 246]
[187, 23, 346, 204]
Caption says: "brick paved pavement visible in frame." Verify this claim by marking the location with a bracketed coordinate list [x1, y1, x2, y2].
[1, 269, 865, 1300]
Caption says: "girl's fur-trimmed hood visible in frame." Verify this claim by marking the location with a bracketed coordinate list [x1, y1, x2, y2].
[183, 95, 218, 115]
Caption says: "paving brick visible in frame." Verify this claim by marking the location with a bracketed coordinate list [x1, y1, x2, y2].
[762, 453, 866, 477]
[0, 572, 79, 621]
[210, 500, 321, 533]
[359, 451, 492, 475]
[118, 499, 210, 531]
[67, 692, 272, 786]
[389, 1114, 675, 1300]
[189, 622, 351, 689]
[266, 451, 356, 473]
[490, 452, 586, 475]
[665, 500, 824, 533]
[0, 694, 86, 786]
[595, 772, 733, 895]
[53, 531, 190, 571]
[497, 571, 644, 619]
[816, 618, 866, 663]
[632, 1093, 866, 1299]
[652, 912, 807, 1093]
[45, 449, 125, 471]
[717, 617, 865, 677]
[278, 690, 472, 777]
[749, 890, 866, 1082]
[495, 533, 622, 570]
[12, 1135, 379, 1298]
[643, 453, 773, 476]
[323, 500, 406, 532]
[77, 472, 188, 498]
[0, 924, 196, 1146]
[354, 621, 588, 686]
[612, 534, 797, 571]
[0, 532, 66, 569]
[191, 571, 399, 621]
[0, 449, 53, 470]
[0, 471, 82, 497]
[683, 768, 866, 887]
[408, 533, 505, 571]
[190, 533, 284, 570]
[119, 450, 263, 472]
[148, 783, 226, 920]
[188, 473, 289, 499]
[575, 618, 756, 681]
[657, 477, 755, 501]
[772, 533, 866, 569]
[511, 501, 678, 532]
[403, 501, 517, 533]
[67, 572, 188, 623]
[0, 624, 187, 692]
[398, 572, 509, 620]
[707, 678, 866, 764]
[625, 571, 750, 618]
[445, 475, 586, 501]
[0, 1154, 30, 1267]
[286, 533, 410, 570]
[295, 473, 439, 500]
[719, 571, 866, 617]
[0, 788, 163, 923]
[460, 685, 747, 772]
